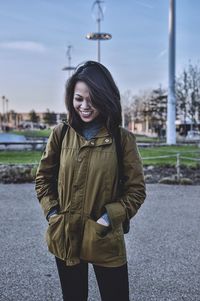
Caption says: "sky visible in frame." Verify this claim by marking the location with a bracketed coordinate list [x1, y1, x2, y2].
[0, 0, 200, 113]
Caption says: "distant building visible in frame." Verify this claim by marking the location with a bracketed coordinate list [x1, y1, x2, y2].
[1, 111, 67, 130]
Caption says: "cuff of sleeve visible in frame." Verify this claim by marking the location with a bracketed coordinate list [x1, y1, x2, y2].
[40, 196, 59, 218]
[46, 207, 59, 221]
[105, 202, 126, 228]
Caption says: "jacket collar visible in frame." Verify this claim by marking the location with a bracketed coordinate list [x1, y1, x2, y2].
[65, 121, 113, 147]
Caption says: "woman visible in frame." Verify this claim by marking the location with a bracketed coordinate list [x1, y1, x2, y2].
[35, 61, 146, 301]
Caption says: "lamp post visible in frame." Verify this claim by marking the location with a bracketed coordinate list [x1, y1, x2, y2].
[5, 98, 9, 125]
[1, 96, 6, 131]
[86, 0, 112, 62]
[62, 45, 76, 77]
[167, 0, 176, 144]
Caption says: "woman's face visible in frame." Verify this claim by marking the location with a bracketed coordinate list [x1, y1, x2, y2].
[73, 81, 99, 123]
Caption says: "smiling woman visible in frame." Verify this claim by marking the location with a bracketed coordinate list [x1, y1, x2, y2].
[35, 60, 146, 301]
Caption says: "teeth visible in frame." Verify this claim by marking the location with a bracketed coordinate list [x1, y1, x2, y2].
[81, 111, 92, 117]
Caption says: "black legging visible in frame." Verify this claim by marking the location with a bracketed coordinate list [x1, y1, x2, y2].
[55, 257, 130, 301]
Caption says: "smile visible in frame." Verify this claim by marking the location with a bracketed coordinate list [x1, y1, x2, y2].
[79, 111, 93, 117]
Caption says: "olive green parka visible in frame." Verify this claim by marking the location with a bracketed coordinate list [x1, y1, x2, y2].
[35, 121, 146, 267]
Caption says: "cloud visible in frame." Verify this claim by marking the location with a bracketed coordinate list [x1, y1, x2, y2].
[157, 49, 167, 59]
[0, 41, 46, 53]
[134, 0, 153, 9]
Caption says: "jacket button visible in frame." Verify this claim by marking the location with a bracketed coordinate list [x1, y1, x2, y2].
[105, 139, 109, 143]
[90, 141, 95, 145]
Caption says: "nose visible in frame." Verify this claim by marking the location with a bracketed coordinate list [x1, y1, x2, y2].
[81, 99, 91, 110]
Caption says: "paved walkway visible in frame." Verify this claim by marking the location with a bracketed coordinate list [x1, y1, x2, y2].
[0, 184, 199, 301]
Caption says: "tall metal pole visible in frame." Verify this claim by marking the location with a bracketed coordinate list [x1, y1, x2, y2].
[2, 96, 5, 131]
[67, 45, 73, 78]
[92, 0, 104, 63]
[86, 1, 111, 62]
[62, 45, 75, 76]
[6, 98, 9, 126]
[97, 15, 101, 62]
[167, 0, 176, 144]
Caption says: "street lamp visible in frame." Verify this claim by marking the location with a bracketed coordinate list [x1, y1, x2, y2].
[62, 45, 76, 77]
[6, 98, 9, 126]
[1, 96, 6, 131]
[86, 0, 112, 62]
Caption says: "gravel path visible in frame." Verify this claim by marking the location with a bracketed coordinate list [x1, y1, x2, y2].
[0, 184, 199, 301]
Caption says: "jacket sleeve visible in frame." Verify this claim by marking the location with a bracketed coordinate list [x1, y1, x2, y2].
[35, 124, 63, 217]
[105, 129, 146, 228]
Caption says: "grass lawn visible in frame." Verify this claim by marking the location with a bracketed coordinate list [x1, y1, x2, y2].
[0, 145, 199, 166]
[135, 135, 162, 142]
[0, 151, 41, 164]
[12, 129, 51, 138]
[10, 130, 160, 142]
[139, 145, 200, 166]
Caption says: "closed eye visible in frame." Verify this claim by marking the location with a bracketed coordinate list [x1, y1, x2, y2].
[74, 97, 83, 101]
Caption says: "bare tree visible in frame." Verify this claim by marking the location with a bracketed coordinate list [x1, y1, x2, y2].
[121, 90, 135, 127]
[121, 87, 167, 136]
[176, 62, 200, 133]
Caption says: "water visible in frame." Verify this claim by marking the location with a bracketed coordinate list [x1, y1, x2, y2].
[0, 133, 27, 143]
[0, 133, 34, 150]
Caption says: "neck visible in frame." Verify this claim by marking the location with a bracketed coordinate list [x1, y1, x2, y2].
[82, 116, 103, 128]
[81, 117, 104, 140]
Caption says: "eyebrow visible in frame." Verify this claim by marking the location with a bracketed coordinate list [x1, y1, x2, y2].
[74, 93, 83, 97]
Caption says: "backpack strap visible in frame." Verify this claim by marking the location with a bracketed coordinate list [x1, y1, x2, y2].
[113, 127, 130, 234]
[56, 121, 68, 176]
[114, 127, 124, 192]
[45, 122, 68, 220]
[59, 122, 68, 154]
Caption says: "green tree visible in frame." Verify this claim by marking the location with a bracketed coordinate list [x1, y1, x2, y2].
[43, 109, 57, 126]
[29, 110, 39, 123]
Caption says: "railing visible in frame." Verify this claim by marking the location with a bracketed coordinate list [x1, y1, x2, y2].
[1, 143, 200, 181]
[142, 153, 200, 180]
[0, 141, 45, 151]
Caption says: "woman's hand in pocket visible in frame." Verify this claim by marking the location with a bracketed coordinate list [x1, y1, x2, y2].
[96, 212, 110, 227]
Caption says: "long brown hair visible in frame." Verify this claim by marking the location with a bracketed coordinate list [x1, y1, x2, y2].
[65, 61, 122, 134]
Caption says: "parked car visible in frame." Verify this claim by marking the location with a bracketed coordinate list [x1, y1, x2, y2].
[186, 130, 200, 141]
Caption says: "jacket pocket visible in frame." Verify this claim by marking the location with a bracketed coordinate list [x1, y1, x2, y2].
[45, 214, 66, 260]
[80, 219, 126, 264]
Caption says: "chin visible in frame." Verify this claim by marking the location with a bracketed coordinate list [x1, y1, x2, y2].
[81, 117, 95, 122]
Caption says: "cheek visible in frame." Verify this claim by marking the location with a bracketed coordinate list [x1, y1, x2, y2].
[94, 109, 99, 116]
[72, 99, 75, 109]
[91, 104, 98, 114]
[73, 100, 79, 111]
